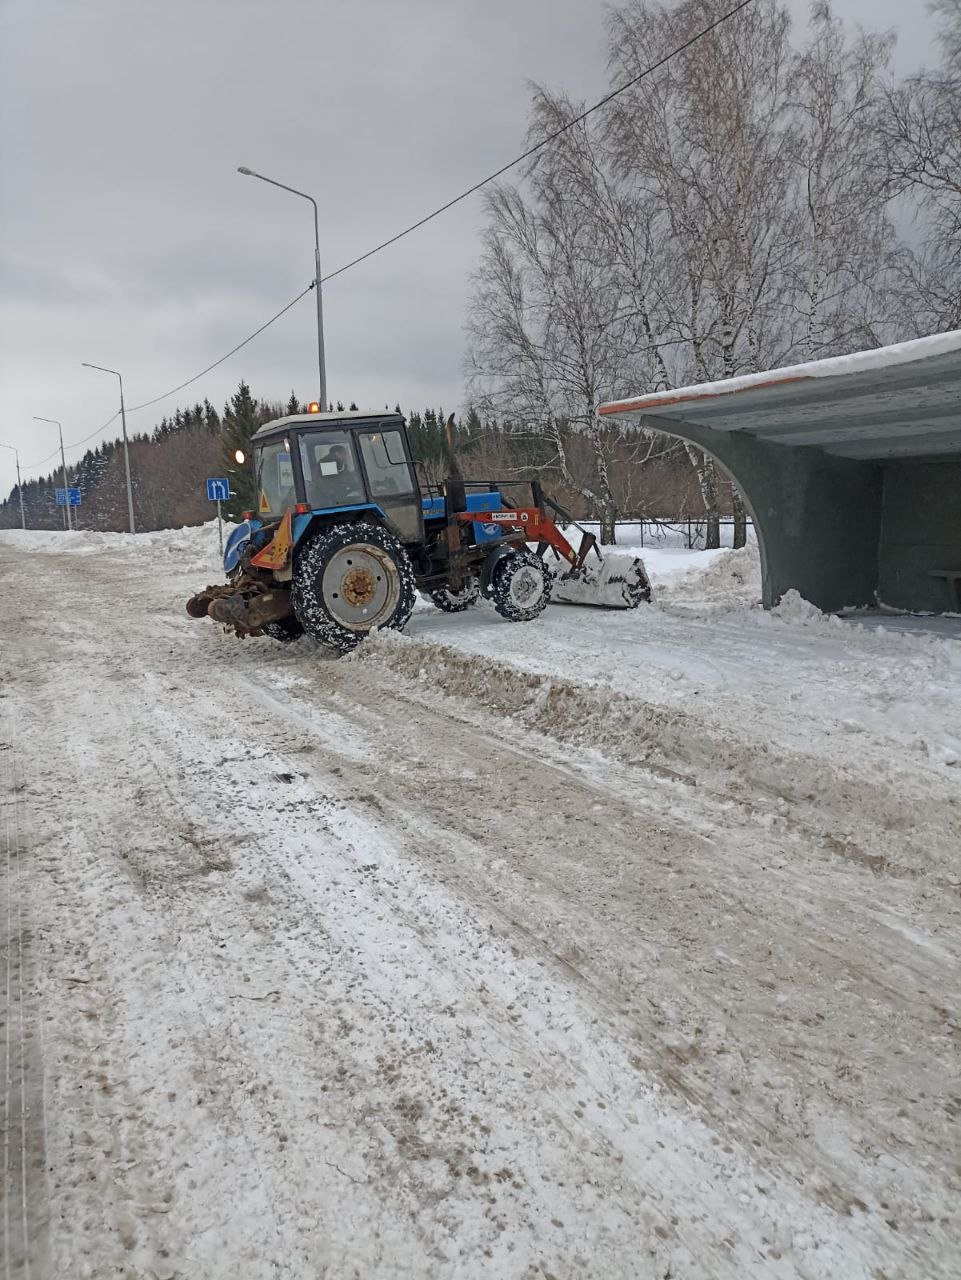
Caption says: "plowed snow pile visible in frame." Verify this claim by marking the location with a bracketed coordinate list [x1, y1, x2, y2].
[652, 542, 762, 606]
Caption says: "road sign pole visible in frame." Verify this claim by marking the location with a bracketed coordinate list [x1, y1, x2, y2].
[217, 499, 223, 556]
[57, 423, 72, 533]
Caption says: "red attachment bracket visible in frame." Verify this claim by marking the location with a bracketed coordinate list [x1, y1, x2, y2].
[455, 508, 581, 566]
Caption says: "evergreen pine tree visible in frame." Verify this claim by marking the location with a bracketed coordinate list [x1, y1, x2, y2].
[221, 381, 264, 518]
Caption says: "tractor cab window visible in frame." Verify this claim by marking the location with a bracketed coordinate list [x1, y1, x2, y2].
[358, 429, 414, 498]
[255, 438, 296, 517]
[298, 430, 366, 510]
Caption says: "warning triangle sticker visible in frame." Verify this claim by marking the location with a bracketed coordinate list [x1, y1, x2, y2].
[258, 489, 271, 513]
[250, 509, 293, 571]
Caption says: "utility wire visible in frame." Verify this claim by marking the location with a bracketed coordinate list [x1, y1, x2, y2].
[21, 286, 313, 471]
[16, 0, 752, 479]
[126, 281, 316, 412]
[25, 411, 119, 472]
[320, 0, 755, 283]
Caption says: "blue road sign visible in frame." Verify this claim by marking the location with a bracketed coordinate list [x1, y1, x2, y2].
[55, 487, 82, 507]
[206, 477, 230, 502]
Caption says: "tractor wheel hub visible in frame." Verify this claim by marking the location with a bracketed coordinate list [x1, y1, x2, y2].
[342, 567, 377, 606]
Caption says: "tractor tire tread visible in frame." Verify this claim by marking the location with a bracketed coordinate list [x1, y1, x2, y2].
[490, 548, 551, 622]
[428, 578, 481, 613]
[291, 521, 416, 652]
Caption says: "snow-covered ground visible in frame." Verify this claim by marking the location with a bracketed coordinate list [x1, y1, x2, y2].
[2, 524, 959, 1279]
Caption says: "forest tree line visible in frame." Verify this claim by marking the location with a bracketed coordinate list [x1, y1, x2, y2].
[0, 382, 721, 535]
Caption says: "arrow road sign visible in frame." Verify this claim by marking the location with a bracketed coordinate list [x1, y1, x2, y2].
[55, 487, 82, 507]
[206, 478, 230, 502]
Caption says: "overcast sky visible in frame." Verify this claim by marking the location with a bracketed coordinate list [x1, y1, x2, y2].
[0, 0, 939, 497]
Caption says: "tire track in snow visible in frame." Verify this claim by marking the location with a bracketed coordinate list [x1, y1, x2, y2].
[133, 661, 959, 1277]
[128, 676, 874, 1278]
[0, 691, 51, 1280]
[3, 540, 961, 1279]
[226, 654, 961, 1264]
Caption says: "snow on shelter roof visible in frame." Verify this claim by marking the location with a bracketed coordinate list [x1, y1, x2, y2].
[598, 331, 961, 460]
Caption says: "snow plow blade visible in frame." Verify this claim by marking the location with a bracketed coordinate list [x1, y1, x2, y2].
[553, 553, 653, 609]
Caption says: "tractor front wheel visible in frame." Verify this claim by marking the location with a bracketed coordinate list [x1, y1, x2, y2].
[490, 549, 551, 622]
[292, 521, 416, 652]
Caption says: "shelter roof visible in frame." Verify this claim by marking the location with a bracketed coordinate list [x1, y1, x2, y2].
[598, 331, 961, 460]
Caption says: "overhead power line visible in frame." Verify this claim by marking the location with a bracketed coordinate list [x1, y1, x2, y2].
[19, 0, 752, 477]
[126, 281, 317, 413]
[320, 0, 755, 284]
[22, 286, 314, 471]
[25, 411, 119, 472]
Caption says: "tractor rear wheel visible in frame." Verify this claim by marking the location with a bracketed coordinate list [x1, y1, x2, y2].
[429, 577, 480, 613]
[490, 549, 551, 622]
[291, 521, 416, 651]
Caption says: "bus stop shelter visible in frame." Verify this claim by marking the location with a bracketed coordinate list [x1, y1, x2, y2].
[598, 332, 961, 614]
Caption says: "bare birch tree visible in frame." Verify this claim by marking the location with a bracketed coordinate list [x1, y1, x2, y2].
[876, 0, 961, 331]
[601, 0, 798, 545]
[467, 154, 664, 543]
[466, 0, 939, 548]
[786, 2, 904, 356]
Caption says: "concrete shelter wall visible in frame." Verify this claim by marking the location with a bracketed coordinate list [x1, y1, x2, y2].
[879, 457, 961, 612]
[638, 414, 884, 611]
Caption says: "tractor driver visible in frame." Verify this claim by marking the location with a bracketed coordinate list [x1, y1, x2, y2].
[326, 444, 351, 474]
[312, 439, 364, 505]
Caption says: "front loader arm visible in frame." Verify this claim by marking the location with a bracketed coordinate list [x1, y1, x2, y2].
[455, 507, 593, 567]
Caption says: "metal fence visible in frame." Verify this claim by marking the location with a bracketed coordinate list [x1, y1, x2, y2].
[571, 518, 756, 550]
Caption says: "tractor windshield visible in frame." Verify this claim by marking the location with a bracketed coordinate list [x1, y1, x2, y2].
[255, 438, 296, 517]
[298, 430, 366, 509]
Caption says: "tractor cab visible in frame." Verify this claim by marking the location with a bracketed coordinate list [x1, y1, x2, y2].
[250, 410, 424, 545]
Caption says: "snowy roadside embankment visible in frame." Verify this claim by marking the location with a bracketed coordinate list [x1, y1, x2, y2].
[0, 520, 232, 574]
[3, 521, 958, 774]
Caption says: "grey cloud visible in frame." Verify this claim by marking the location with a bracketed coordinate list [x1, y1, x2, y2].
[0, 0, 938, 495]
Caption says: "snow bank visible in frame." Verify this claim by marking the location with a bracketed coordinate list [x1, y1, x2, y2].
[653, 544, 762, 607]
[352, 628, 960, 861]
[0, 520, 233, 571]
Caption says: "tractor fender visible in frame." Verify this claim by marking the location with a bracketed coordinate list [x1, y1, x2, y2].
[478, 544, 520, 598]
[223, 521, 252, 574]
[290, 504, 389, 553]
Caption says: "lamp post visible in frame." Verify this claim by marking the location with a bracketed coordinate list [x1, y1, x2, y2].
[0, 443, 26, 530]
[237, 165, 327, 412]
[82, 362, 135, 533]
[33, 416, 72, 531]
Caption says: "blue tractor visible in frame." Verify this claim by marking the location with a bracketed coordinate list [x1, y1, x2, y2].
[186, 408, 651, 651]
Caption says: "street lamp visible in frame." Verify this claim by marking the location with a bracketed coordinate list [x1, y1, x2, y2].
[237, 165, 327, 412]
[33, 416, 72, 531]
[0, 442, 26, 530]
[82, 362, 136, 533]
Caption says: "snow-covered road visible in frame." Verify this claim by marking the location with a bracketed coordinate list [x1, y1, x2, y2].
[2, 528, 959, 1279]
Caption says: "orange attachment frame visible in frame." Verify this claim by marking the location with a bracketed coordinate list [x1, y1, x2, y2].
[455, 507, 581, 566]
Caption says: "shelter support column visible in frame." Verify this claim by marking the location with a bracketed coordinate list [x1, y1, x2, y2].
[639, 414, 884, 612]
